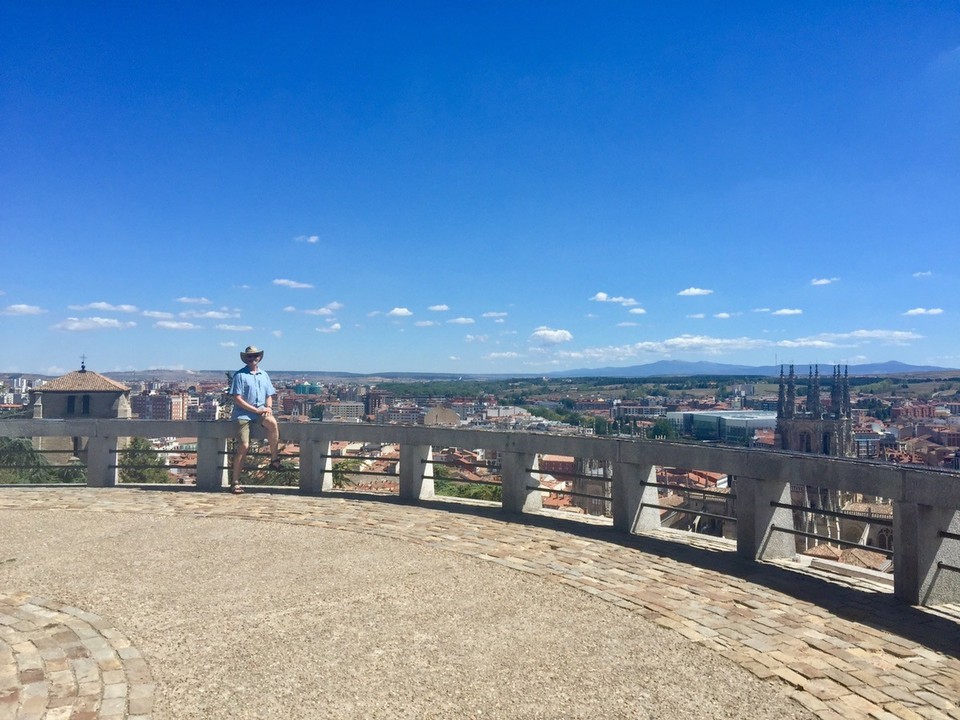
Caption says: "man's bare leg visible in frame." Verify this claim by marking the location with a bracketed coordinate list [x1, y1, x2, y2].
[263, 415, 280, 464]
[232, 441, 248, 491]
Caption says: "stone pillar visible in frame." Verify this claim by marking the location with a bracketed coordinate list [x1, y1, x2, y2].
[735, 475, 795, 561]
[500, 451, 542, 514]
[894, 502, 960, 605]
[299, 439, 333, 495]
[196, 432, 229, 492]
[399, 443, 434, 501]
[612, 462, 659, 533]
[86, 436, 119, 487]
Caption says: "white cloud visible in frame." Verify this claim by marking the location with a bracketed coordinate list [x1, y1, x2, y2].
[628, 308, 647, 315]
[69, 301, 138, 313]
[53, 317, 136, 331]
[428, 304, 449, 312]
[2, 304, 46, 316]
[271, 330, 283, 338]
[220, 341, 237, 348]
[273, 278, 314, 289]
[387, 307, 413, 318]
[811, 277, 839, 286]
[677, 287, 713, 296]
[714, 312, 732, 319]
[283, 306, 298, 313]
[465, 335, 488, 343]
[316, 323, 341, 333]
[590, 292, 638, 306]
[415, 320, 438, 327]
[558, 334, 769, 363]
[143, 310, 174, 319]
[181, 310, 237, 319]
[617, 322, 638, 327]
[216, 324, 253, 331]
[448, 317, 475, 325]
[841, 329, 923, 341]
[483, 311, 508, 318]
[687, 313, 705, 319]
[176, 296, 211, 304]
[777, 329, 924, 349]
[661, 335, 765, 352]
[530, 326, 573, 345]
[773, 308, 803, 316]
[903, 307, 944, 316]
[154, 321, 202, 330]
[485, 352, 521, 360]
[303, 300, 343, 317]
[545, 324, 928, 367]
[775, 338, 838, 349]
[295, 234, 320, 243]
[753, 308, 771, 313]
[913, 271, 933, 278]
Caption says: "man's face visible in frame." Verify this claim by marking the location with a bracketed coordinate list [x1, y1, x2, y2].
[246, 355, 261, 369]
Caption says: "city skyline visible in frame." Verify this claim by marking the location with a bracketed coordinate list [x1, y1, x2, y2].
[2, 3, 958, 376]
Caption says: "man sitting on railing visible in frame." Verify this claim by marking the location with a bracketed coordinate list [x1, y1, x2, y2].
[230, 346, 281, 493]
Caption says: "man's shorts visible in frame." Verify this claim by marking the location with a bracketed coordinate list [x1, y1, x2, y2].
[236, 416, 265, 445]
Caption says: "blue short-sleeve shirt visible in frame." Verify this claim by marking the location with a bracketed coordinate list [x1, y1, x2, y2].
[230, 366, 277, 420]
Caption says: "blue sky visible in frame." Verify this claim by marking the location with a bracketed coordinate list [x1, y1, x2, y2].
[2, 2, 958, 376]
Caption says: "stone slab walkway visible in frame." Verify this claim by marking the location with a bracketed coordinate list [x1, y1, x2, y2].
[0, 486, 958, 719]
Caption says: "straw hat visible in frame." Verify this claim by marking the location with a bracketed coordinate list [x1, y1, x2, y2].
[240, 345, 264, 362]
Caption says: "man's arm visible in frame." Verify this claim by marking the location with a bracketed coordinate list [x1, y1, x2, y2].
[233, 393, 270, 416]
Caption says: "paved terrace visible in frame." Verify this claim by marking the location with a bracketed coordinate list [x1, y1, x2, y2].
[1, 486, 959, 720]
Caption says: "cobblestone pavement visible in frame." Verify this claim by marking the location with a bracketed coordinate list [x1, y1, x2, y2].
[0, 486, 958, 719]
[0, 593, 153, 720]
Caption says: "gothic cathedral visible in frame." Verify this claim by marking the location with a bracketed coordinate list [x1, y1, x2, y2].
[775, 364, 854, 457]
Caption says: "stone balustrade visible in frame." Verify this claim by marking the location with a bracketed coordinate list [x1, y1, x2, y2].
[2, 417, 959, 607]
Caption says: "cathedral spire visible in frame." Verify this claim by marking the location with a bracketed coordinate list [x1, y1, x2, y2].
[777, 365, 786, 419]
[786, 364, 796, 419]
[811, 364, 821, 417]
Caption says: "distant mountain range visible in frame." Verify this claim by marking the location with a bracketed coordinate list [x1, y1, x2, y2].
[547, 360, 957, 378]
[9, 360, 956, 385]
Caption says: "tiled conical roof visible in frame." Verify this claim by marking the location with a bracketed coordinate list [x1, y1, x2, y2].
[40, 370, 130, 393]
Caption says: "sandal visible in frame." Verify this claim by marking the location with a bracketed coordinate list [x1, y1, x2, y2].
[268, 459, 283, 471]
[230, 483, 244, 494]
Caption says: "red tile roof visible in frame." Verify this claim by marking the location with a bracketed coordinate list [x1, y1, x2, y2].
[39, 370, 130, 393]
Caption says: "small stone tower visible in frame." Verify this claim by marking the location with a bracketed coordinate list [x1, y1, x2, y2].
[29, 359, 131, 459]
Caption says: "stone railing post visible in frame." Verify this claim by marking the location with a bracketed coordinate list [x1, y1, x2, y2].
[400, 443, 434, 501]
[86, 435, 119, 488]
[612, 462, 660, 533]
[734, 475, 795, 561]
[196, 427, 229, 492]
[299, 438, 333, 495]
[500, 451, 542, 514]
[894, 501, 960, 605]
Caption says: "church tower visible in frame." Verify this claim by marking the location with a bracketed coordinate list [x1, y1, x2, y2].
[29, 358, 131, 460]
[775, 364, 853, 457]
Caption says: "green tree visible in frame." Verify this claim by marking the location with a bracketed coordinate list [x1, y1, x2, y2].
[0, 437, 84, 484]
[332, 458, 361, 488]
[0, 437, 52, 484]
[119, 437, 170, 484]
[649, 418, 678, 440]
[432, 463, 502, 502]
